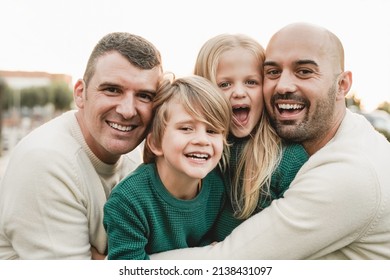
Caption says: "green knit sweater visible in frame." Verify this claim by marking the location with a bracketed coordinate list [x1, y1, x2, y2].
[213, 135, 309, 241]
[103, 163, 225, 260]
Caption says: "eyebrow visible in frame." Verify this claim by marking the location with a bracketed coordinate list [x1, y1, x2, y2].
[97, 82, 157, 95]
[263, 61, 278, 67]
[294, 59, 319, 67]
[263, 59, 319, 67]
[97, 82, 121, 89]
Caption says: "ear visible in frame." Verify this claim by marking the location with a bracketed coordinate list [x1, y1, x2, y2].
[146, 133, 164, 157]
[336, 71, 352, 101]
[74, 79, 86, 108]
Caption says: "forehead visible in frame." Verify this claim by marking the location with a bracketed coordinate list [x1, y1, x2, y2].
[217, 48, 261, 75]
[92, 52, 162, 86]
[166, 100, 193, 120]
[265, 29, 332, 68]
[219, 48, 260, 66]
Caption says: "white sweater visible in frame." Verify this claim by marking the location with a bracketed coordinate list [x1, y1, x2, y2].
[0, 111, 141, 259]
[151, 110, 390, 259]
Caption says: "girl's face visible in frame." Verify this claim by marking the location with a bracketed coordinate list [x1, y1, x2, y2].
[152, 101, 224, 190]
[216, 48, 263, 138]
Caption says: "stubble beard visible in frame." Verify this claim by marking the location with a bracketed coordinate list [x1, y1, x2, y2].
[271, 83, 337, 144]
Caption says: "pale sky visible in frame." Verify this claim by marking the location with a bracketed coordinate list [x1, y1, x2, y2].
[1, 0, 390, 111]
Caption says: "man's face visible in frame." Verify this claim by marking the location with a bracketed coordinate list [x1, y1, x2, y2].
[74, 52, 162, 163]
[263, 29, 339, 148]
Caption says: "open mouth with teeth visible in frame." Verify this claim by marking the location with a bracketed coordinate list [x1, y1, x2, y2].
[108, 122, 135, 132]
[276, 103, 305, 114]
[232, 105, 250, 125]
[185, 153, 210, 161]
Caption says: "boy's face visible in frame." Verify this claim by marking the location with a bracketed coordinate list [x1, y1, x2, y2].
[153, 101, 224, 189]
[74, 51, 162, 164]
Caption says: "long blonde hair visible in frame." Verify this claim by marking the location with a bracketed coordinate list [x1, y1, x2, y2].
[194, 34, 282, 219]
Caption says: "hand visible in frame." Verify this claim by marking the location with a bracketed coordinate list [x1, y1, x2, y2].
[91, 246, 106, 260]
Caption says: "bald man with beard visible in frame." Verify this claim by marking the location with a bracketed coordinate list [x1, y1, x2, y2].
[150, 22, 390, 260]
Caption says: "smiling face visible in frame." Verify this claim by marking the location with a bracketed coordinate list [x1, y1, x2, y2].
[150, 100, 224, 188]
[263, 23, 350, 154]
[216, 47, 263, 138]
[74, 51, 162, 163]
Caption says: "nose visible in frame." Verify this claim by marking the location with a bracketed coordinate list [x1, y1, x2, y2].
[275, 71, 297, 94]
[191, 129, 211, 146]
[232, 84, 247, 99]
[116, 93, 137, 119]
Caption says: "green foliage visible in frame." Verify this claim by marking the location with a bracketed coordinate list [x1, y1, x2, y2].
[21, 86, 50, 107]
[49, 82, 73, 111]
[0, 79, 14, 110]
[17, 82, 73, 111]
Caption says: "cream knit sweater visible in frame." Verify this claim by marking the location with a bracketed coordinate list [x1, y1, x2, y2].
[0, 111, 141, 259]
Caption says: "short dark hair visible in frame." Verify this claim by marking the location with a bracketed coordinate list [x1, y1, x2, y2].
[83, 32, 162, 85]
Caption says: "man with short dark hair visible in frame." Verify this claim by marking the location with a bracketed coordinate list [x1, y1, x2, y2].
[0, 32, 163, 259]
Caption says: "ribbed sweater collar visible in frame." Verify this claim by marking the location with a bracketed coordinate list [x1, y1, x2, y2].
[68, 110, 122, 176]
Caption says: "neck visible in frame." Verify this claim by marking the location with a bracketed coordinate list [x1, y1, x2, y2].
[304, 108, 346, 156]
[155, 161, 201, 200]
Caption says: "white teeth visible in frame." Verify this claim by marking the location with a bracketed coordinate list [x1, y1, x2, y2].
[108, 122, 133, 132]
[187, 153, 209, 160]
[278, 104, 304, 110]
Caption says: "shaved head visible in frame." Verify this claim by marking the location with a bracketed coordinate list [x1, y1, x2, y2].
[267, 22, 345, 74]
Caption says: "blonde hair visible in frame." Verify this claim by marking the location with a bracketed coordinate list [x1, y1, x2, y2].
[143, 75, 231, 169]
[194, 34, 282, 219]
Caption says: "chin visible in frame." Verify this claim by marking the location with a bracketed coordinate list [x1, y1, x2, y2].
[232, 127, 250, 138]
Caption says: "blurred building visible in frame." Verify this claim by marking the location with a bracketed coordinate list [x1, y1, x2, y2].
[0, 70, 72, 90]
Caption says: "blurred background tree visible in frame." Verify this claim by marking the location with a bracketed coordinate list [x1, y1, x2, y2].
[0, 79, 13, 111]
[49, 82, 73, 111]
[20, 82, 73, 111]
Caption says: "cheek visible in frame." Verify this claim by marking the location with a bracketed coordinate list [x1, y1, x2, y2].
[139, 104, 154, 122]
[214, 137, 225, 155]
[256, 96, 264, 110]
[262, 81, 273, 100]
[221, 91, 232, 104]
[251, 87, 264, 102]
[250, 90, 265, 115]
[262, 90, 273, 108]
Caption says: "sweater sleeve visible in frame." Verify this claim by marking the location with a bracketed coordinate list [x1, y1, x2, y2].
[103, 185, 150, 260]
[0, 147, 93, 259]
[150, 149, 379, 259]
